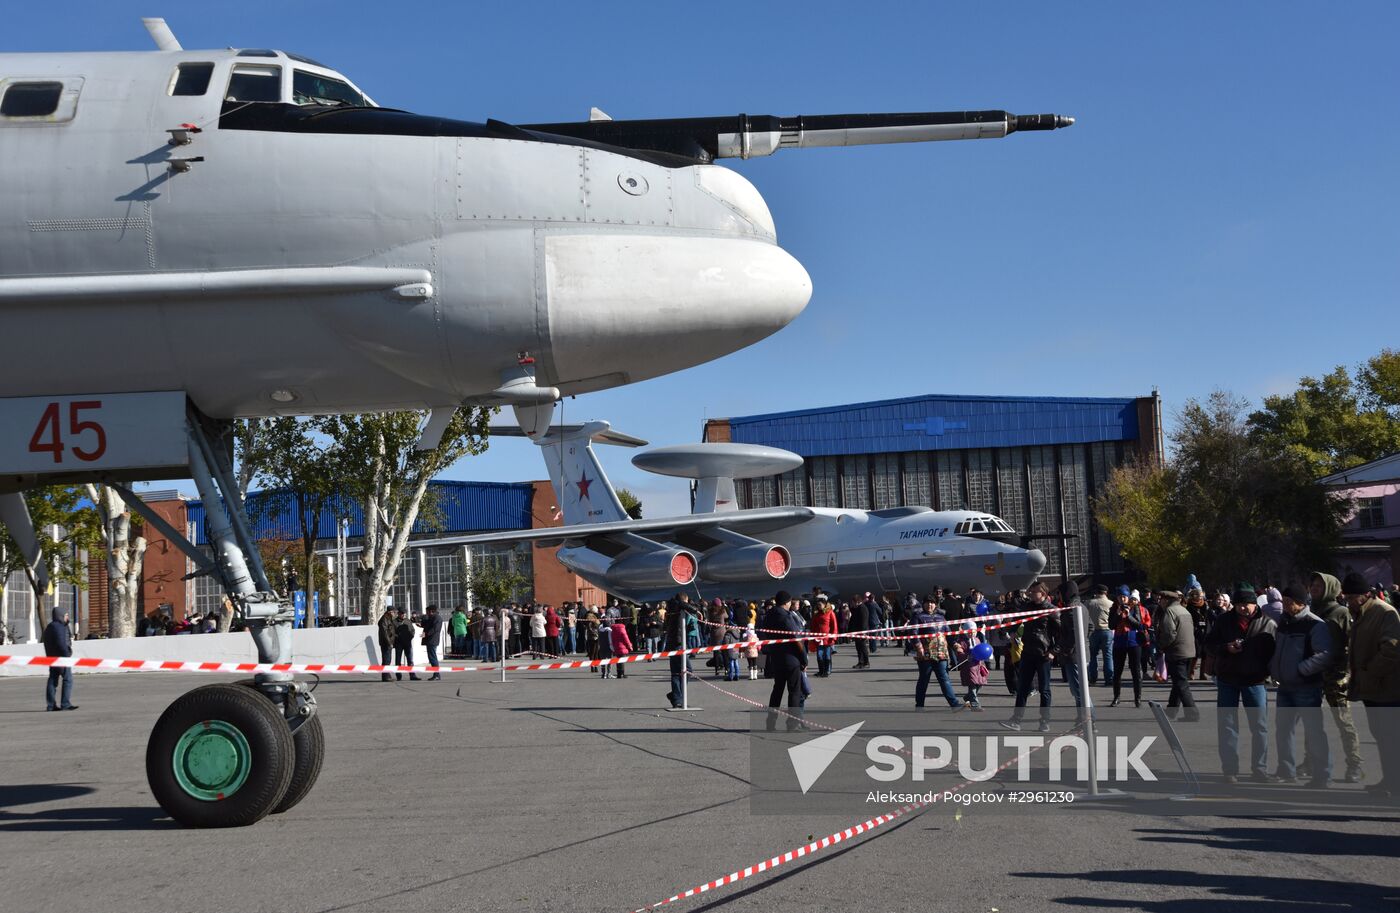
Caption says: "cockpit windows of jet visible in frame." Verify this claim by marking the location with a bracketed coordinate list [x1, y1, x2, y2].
[226, 65, 282, 103]
[291, 70, 368, 108]
[954, 517, 1014, 535]
[169, 63, 215, 97]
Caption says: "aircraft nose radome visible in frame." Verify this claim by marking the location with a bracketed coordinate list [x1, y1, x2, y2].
[1026, 548, 1047, 576]
[543, 235, 811, 389]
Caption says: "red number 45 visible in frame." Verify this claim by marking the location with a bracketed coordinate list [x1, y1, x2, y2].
[28, 401, 107, 464]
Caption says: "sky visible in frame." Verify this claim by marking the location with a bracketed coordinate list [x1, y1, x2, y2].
[11, 2, 1398, 517]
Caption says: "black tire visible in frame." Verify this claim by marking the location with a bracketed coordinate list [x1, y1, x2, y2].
[146, 683, 294, 828]
[271, 713, 325, 814]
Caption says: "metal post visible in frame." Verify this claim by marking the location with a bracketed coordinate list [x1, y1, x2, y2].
[1073, 601, 1099, 796]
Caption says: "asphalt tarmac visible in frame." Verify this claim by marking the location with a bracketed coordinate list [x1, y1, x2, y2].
[3, 651, 1398, 913]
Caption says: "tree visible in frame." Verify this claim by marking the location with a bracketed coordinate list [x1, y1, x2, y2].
[0, 487, 101, 637]
[461, 555, 532, 609]
[1249, 349, 1400, 476]
[616, 488, 643, 520]
[242, 418, 344, 622]
[326, 407, 493, 622]
[84, 484, 147, 639]
[1096, 390, 1349, 587]
[1094, 459, 1190, 586]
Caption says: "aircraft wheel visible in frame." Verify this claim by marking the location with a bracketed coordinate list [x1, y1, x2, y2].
[271, 713, 325, 814]
[146, 683, 294, 827]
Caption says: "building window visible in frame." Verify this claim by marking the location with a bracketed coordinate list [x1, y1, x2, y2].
[1027, 445, 1064, 576]
[995, 448, 1027, 534]
[1358, 497, 1386, 530]
[809, 457, 839, 508]
[966, 449, 995, 514]
[1059, 445, 1091, 577]
[935, 451, 965, 510]
[424, 547, 464, 609]
[872, 454, 901, 509]
[841, 455, 871, 509]
[749, 475, 778, 509]
[902, 452, 931, 508]
[778, 467, 808, 506]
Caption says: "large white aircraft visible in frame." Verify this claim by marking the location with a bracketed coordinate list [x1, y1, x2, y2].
[445, 418, 1050, 603]
[0, 18, 1071, 827]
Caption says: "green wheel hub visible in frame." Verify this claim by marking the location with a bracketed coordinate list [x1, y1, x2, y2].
[172, 720, 252, 801]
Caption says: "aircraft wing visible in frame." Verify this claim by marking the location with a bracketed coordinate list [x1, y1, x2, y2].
[431, 506, 816, 549]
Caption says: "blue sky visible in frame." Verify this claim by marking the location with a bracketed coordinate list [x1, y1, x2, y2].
[13, 3, 1398, 516]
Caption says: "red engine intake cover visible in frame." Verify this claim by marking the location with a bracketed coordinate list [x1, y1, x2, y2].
[670, 551, 697, 585]
[765, 546, 790, 579]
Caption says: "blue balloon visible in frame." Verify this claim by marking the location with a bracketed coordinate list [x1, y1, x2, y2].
[975, 600, 990, 616]
[970, 642, 994, 662]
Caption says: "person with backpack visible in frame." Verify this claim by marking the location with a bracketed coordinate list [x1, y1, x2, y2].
[1269, 585, 1331, 786]
[596, 616, 615, 679]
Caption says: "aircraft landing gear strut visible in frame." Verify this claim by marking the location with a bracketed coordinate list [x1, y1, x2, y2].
[142, 408, 322, 827]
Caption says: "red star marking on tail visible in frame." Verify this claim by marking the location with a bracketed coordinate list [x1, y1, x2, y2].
[576, 471, 593, 500]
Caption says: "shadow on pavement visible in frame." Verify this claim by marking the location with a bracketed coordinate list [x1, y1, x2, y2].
[1019, 867, 1400, 912]
[1134, 825, 1400, 857]
[0, 783, 95, 808]
[0, 804, 168, 832]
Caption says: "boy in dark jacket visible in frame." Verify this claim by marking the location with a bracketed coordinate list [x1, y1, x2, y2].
[1205, 586, 1277, 782]
[43, 607, 77, 711]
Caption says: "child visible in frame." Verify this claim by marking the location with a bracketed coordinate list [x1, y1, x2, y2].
[744, 624, 761, 680]
[610, 617, 632, 679]
[597, 618, 614, 679]
[723, 625, 742, 681]
[955, 638, 989, 711]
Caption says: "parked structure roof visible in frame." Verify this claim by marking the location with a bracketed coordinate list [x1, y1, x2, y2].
[722, 393, 1144, 457]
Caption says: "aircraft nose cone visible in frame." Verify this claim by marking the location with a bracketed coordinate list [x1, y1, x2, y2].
[542, 236, 811, 390]
[1026, 548, 1047, 577]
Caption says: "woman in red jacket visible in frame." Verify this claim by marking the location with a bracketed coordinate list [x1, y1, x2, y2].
[809, 598, 839, 678]
[610, 618, 633, 679]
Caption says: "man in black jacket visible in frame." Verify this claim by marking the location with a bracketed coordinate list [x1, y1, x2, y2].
[421, 604, 444, 681]
[849, 597, 871, 668]
[43, 607, 77, 711]
[999, 582, 1060, 732]
[762, 591, 809, 731]
[1205, 586, 1277, 783]
[377, 607, 396, 682]
[393, 608, 422, 682]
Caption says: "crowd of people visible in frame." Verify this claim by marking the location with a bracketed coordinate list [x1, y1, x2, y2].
[367, 571, 1400, 797]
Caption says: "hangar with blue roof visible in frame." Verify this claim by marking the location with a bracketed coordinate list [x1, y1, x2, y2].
[704, 392, 1164, 582]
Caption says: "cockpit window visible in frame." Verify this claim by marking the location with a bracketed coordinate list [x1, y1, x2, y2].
[226, 65, 282, 103]
[237, 49, 279, 57]
[969, 520, 987, 533]
[292, 70, 367, 107]
[170, 63, 214, 97]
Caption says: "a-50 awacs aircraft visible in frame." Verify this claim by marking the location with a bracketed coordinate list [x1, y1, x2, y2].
[442, 420, 1050, 604]
[0, 18, 1072, 827]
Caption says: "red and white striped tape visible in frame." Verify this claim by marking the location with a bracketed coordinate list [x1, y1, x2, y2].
[0, 634, 813, 677]
[630, 677, 1069, 912]
[0, 609, 1054, 678]
[698, 603, 1065, 639]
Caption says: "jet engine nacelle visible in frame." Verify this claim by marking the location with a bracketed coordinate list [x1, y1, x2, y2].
[699, 544, 791, 583]
[604, 549, 699, 589]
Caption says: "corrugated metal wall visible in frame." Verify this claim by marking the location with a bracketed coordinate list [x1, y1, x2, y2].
[188, 480, 534, 545]
[728, 394, 1139, 456]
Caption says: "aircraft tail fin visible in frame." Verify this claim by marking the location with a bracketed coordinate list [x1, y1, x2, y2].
[496, 412, 644, 526]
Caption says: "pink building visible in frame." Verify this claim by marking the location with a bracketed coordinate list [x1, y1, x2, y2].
[1322, 452, 1400, 587]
